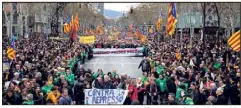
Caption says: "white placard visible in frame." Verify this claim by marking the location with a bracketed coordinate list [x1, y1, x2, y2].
[84, 89, 128, 105]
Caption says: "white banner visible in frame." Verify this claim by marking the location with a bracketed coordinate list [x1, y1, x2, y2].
[84, 89, 128, 105]
[93, 47, 143, 56]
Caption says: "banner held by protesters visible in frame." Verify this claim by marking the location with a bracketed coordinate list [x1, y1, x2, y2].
[84, 89, 128, 105]
[79, 35, 95, 44]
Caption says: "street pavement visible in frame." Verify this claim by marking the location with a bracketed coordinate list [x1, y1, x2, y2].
[82, 56, 169, 105]
[83, 56, 143, 78]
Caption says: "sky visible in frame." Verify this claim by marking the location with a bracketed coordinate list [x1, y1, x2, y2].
[104, 3, 140, 12]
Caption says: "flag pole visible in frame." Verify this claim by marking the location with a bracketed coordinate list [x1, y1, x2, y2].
[239, 3, 241, 103]
[180, 3, 183, 50]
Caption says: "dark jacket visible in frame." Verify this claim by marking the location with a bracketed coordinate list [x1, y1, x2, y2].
[33, 91, 45, 105]
[199, 68, 206, 78]
[192, 89, 207, 105]
[166, 79, 176, 94]
[77, 68, 86, 78]
[222, 85, 230, 104]
[215, 94, 226, 105]
[168, 100, 178, 105]
[137, 83, 145, 104]
[229, 82, 240, 105]
[104, 81, 114, 89]
[74, 81, 85, 105]
[4, 94, 20, 105]
[93, 80, 104, 89]
[146, 84, 158, 94]
[138, 59, 151, 72]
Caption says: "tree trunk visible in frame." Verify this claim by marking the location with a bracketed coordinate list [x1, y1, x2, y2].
[230, 16, 235, 34]
[214, 3, 220, 47]
[203, 3, 206, 51]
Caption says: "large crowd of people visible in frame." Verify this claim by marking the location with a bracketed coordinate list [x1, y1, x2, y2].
[2, 31, 240, 105]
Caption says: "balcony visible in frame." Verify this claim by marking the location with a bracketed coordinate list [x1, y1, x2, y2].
[13, 20, 18, 24]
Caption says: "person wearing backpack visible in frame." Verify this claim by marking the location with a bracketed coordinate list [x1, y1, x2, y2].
[138, 56, 151, 76]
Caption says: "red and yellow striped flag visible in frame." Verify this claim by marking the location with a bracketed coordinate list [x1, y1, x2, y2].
[135, 30, 139, 38]
[167, 3, 177, 36]
[7, 47, 16, 60]
[176, 49, 181, 61]
[149, 27, 154, 34]
[64, 23, 70, 33]
[69, 15, 74, 29]
[156, 18, 162, 32]
[228, 30, 240, 52]
[73, 13, 79, 31]
[140, 34, 147, 43]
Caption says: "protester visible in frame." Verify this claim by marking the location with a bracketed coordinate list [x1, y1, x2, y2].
[2, 29, 240, 105]
[215, 87, 226, 105]
[58, 88, 72, 105]
[167, 93, 178, 105]
[138, 56, 151, 75]
[146, 77, 158, 105]
[46, 86, 61, 105]
[136, 78, 145, 105]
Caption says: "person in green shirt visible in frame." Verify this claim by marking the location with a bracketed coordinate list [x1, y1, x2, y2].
[155, 74, 167, 104]
[175, 84, 186, 102]
[213, 62, 221, 70]
[41, 81, 53, 94]
[181, 92, 194, 105]
[111, 69, 117, 78]
[155, 61, 164, 75]
[179, 78, 189, 92]
[65, 68, 75, 87]
[141, 72, 148, 85]
[22, 94, 34, 105]
[92, 69, 104, 79]
[68, 57, 75, 70]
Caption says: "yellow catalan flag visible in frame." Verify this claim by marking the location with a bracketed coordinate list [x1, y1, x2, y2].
[167, 3, 177, 36]
[156, 18, 162, 32]
[228, 30, 240, 52]
[140, 34, 147, 43]
[73, 13, 79, 31]
[63, 23, 70, 33]
[176, 49, 181, 61]
[149, 27, 154, 34]
[135, 30, 139, 38]
[7, 47, 16, 60]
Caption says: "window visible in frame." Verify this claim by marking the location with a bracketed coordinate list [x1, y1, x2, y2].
[12, 3, 17, 10]
[43, 5, 46, 12]
[3, 26, 7, 34]
[3, 11, 6, 24]
[13, 14, 18, 24]
[12, 26, 15, 33]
